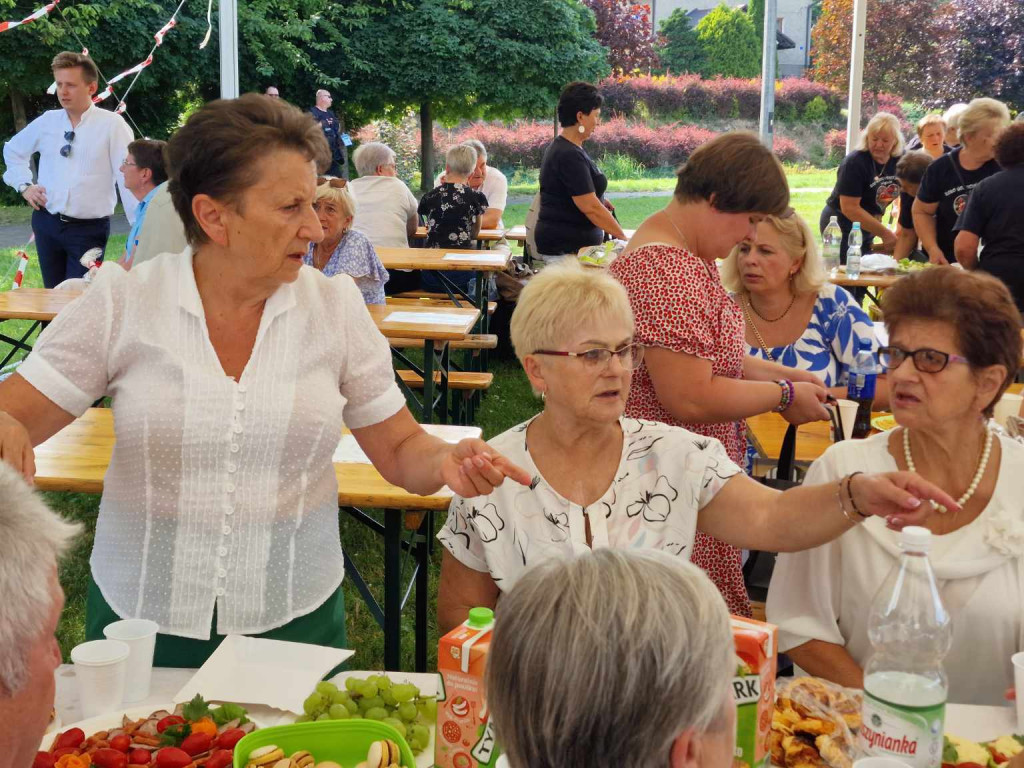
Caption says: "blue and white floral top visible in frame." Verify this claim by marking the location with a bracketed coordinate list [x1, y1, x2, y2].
[743, 283, 878, 387]
[437, 417, 742, 593]
[304, 229, 389, 305]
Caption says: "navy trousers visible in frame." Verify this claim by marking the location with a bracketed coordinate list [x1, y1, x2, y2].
[32, 208, 110, 288]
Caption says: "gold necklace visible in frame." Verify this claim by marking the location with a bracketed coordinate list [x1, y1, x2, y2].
[741, 297, 775, 361]
[748, 292, 796, 322]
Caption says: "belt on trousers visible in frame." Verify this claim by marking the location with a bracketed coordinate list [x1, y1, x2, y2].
[44, 210, 111, 226]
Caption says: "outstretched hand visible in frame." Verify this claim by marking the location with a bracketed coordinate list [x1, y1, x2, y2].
[440, 438, 533, 498]
[852, 471, 960, 528]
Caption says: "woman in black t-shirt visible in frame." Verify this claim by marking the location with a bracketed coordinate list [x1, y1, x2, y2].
[819, 112, 904, 260]
[535, 82, 625, 256]
[912, 97, 1010, 265]
[955, 123, 1024, 312]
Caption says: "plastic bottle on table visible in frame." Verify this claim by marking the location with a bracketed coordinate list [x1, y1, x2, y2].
[822, 216, 842, 278]
[859, 527, 951, 768]
[847, 223, 864, 279]
[846, 338, 877, 438]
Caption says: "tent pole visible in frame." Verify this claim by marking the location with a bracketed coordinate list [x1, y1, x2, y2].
[845, 0, 867, 152]
[219, 0, 239, 99]
[758, 0, 779, 148]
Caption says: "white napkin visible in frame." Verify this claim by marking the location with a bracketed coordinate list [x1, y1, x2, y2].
[172, 635, 353, 714]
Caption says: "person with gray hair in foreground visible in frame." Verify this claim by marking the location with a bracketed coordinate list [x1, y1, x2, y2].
[486, 548, 736, 768]
[0, 462, 80, 768]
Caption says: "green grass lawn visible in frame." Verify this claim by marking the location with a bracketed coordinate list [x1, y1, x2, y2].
[0, 168, 834, 672]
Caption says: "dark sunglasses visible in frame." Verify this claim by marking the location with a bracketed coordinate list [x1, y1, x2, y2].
[878, 345, 969, 374]
[316, 176, 347, 189]
[60, 130, 75, 158]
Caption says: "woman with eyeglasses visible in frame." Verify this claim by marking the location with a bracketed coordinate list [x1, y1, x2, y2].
[306, 176, 389, 304]
[435, 260, 958, 631]
[767, 267, 1024, 705]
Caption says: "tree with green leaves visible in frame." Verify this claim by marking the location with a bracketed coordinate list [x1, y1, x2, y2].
[747, 0, 764, 57]
[339, 0, 607, 190]
[696, 4, 760, 78]
[656, 8, 707, 74]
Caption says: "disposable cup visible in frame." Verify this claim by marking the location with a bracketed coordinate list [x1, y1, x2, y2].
[853, 758, 912, 768]
[1012, 651, 1024, 730]
[70, 639, 130, 718]
[833, 399, 858, 440]
[103, 619, 159, 703]
[993, 393, 1023, 429]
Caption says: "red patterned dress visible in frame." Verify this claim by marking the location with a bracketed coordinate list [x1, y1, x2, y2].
[610, 243, 752, 617]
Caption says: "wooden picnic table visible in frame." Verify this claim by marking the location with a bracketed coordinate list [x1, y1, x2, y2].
[747, 382, 1024, 467]
[413, 226, 506, 244]
[829, 269, 904, 306]
[0, 288, 479, 425]
[35, 407, 480, 672]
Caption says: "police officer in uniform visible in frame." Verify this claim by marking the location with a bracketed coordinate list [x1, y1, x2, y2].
[310, 89, 349, 179]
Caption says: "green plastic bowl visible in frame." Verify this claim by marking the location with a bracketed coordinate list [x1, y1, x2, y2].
[232, 720, 417, 768]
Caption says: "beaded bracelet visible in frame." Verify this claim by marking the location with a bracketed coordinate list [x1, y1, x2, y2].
[772, 379, 795, 413]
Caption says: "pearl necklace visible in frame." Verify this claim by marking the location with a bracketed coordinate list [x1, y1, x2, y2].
[902, 427, 993, 514]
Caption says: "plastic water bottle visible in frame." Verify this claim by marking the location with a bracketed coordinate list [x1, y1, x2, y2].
[822, 216, 842, 278]
[846, 338, 877, 438]
[849, 221, 863, 251]
[859, 527, 951, 768]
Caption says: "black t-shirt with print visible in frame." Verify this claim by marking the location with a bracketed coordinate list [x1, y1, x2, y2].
[898, 191, 916, 230]
[417, 183, 488, 250]
[535, 136, 609, 255]
[915, 148, 1001, 264]
[958, 167, 1024, 264]
[824, 150, 901, 252]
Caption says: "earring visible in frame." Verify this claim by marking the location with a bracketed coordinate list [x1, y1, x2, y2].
[540, 391, 547, 402]
[578, 124, 585, 134]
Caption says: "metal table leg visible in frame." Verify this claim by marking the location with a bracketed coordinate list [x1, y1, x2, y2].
[383, 509, 402, 671]
[414, 510, 433, 672]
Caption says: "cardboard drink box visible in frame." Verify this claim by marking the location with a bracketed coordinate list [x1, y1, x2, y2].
[732, 615, 779, 768]
[436, 607, 502, 768]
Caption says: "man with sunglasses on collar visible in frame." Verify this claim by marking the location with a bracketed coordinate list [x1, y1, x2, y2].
[2, 51, 136, 287]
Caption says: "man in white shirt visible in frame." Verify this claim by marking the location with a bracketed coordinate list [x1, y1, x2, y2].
[2, 51, 136, 287]
[436, 139, 508, 229]
[120, 138, 167, 269]
[0, 463, 80, 768]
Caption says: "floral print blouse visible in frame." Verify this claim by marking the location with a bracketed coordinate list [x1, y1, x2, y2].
[304, 228, 389, 305]
[417, 182, 488, 249]
[437, 417, 742, 593]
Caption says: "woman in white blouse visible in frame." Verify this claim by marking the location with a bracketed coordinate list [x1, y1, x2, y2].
[0, 95, 529, 666]
[436, 260, 958, 632]
[767, 267, 1024, 705]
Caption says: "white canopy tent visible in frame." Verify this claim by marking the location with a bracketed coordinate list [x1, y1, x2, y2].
[220, 0, 239, 99]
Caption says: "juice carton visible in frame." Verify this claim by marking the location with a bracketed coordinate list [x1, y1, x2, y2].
[436, 607, 502, 768]
[731, 615, 778, 768]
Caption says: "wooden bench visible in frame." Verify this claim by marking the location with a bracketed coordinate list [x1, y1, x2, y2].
[395, 370, 493, 424]
[389, 334, 497, 351]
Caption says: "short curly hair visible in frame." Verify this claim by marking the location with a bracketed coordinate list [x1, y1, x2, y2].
[882, 268, 1022, 417]
[995, 123, 1024, 169]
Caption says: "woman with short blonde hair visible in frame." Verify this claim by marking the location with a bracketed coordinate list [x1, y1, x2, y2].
[821, 111, 904, 257]
[913, 97, 1010, 265]
[911, 114, 949, 159]
[436, 259, 956, 632]
[722, 212, 885, 403]
[305, 176, 389, 304]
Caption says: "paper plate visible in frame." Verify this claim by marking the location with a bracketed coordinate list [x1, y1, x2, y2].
[871, 414, 898, 431]
[40, 701, 284, 751]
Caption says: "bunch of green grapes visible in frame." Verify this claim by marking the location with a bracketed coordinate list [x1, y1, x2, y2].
[297, 676, 437, 754]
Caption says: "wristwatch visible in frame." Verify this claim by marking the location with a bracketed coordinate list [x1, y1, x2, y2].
[17, 182, 31, 193]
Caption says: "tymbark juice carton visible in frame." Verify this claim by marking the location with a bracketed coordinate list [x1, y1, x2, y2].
[731, 615, 778, 768]
[436, 607, 502, 768]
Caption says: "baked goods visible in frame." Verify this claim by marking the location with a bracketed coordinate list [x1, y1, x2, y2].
[771, 677, 863, 768]
[355, 739, 402, 768]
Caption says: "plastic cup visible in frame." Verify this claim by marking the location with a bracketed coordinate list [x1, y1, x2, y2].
[70, 639, 130, 718]
[993, 392, 1023, 429]
[103, 619, 159, 703]
[853, 758, 913, 768]
[1013, 651, 1024, 731]
[834, 399, 858, 440]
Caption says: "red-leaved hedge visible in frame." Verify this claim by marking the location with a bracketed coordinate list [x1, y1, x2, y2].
[599, 74, 842, 122]
[447, 118, 801, 169]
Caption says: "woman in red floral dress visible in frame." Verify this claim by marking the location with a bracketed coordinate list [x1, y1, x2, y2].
[610, 133, 831, 616]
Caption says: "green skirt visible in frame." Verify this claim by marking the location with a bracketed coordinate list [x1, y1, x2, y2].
[86, 576, 347, 669]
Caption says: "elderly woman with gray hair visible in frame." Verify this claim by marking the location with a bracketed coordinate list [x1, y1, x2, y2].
[487, 548, 736, 768]
[436, 139, 508, 229]
[436, 260, 958, 631]
[819, 112, 905, 257]
[349, 141, 420, 293]
[0, 463, 80, 767]
[305, 176, 389, 304]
